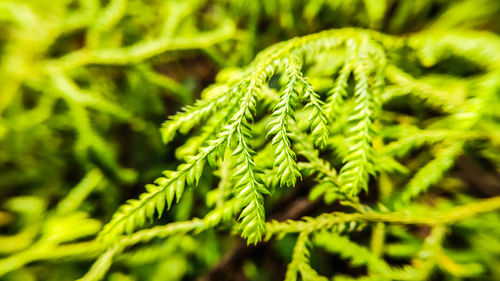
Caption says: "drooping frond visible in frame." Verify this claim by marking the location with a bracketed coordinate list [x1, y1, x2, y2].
[98, 134, 224, 244]
[325, 53, 352, 120]
[97, 29, 364, 244]
[303, 77, 330, 148]
[160, 85, 239, 144]
[267, 55, 301, 187]
[98, 26, 500, 249]
[397, 142, 463, 204]
[314, 232, 417, 280]
[227, 80, 269, 244]
[285, 232, 328, 281]
[339, 39, 379, 196]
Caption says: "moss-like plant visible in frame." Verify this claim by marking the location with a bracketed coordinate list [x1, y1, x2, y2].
[1, 1, 500, 281]
[93, 25, 500, 279]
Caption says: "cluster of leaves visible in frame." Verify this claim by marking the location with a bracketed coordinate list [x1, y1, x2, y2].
[2, 0, 500, 281]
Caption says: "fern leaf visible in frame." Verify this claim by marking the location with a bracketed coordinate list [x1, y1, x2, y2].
[339, 42, 377, 196]
[267, 56, 301, 187]
[285, 232, 328, 281]
[386, 65, 457, 112]
[78, 245, 120, 281]
[304, 82, 330, 148]
[314, 231, 417, 280]
[325, 57, 352, 121]
[98, 135, 225, 244]
[228, 81, 269, 244]
[398, 142, 463, 204]
[175, 95, 242, 160]
[160, 86, 239, 144]
[51, 74, 136, 182]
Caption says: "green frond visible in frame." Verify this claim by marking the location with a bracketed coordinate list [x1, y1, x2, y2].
[380, 125, 450, 158]
[98, 136, 222, 244]
[228, 81, 269, 244]
[45, 19, 236, 71]
[175, 98, 242, 160]
[160, 86, 239, 144]
[116, 236, 196, 266]
[51, 74, 134, 121]
[314, 232, 417, 280]
[294, 130, 338, 183]
[409, 30, 500, 70]
[89, 199, 238, 279]
[56, 169, 103, 215]
[285, 232, 328, 281]
[86, 0, 127, 48]
[325, 55, 352, 121]
[266, 212, 365, 240]
[303, 77, 330, 148]
[136, 64, 192, 104]
[385, 65, 459, 112]
[397, 142, 463, 205]
[267, 55, 301, 187]
[339, 41, 378, 196]
[78, 245, 120, 281]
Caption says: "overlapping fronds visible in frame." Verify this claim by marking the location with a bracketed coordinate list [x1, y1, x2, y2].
[3, 1, 500, 281]
[99, 24, 500, 249]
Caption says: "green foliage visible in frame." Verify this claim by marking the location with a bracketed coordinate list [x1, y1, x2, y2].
[2, 0, 500, 281]
[268, 56, 301, 187]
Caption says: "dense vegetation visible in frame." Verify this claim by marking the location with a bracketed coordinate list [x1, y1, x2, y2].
[1, 0, 500, 280]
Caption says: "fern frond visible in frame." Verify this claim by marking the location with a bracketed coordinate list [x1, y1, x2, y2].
[175, 95, 242, 160]
[116, 236, 195, 266]
[267, 196, 500, 240]
[86, 0, 127, 48]
[385, 65, 459, 112]
[136, 64, 192, 104]
[5, 1, 500, 279]
[98, 134, 224, 244]
[409, 29, 500, 70]
[294, 130, 338, 183]
[160, 85, 239, 144]
[314, 232, 417, 280]
[293, 129, 342, 203]
[51, 74, 135, 121]
[303, 76, 330, 148]
[266, 212, 365, 240]
[78, 245, 120, 281]
[56, 169, 103, 215]
[397, 142, 463, 204]
[50, 74, 136, 182]
[45, 19, 235, 71]
[380, 125, 450, 158]
[228, 80, 269, 244]
[267, 55, 301, 187]
[85, 199, 237, 280]
[339, 41, 377, 196]
[84, 217, 207, 281]
[285, 232, 328, 281]
[325, 56, 352, 121]
[158, 0, 206, 38]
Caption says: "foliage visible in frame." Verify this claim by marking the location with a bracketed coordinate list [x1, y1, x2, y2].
[1, 0, 500, 281]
